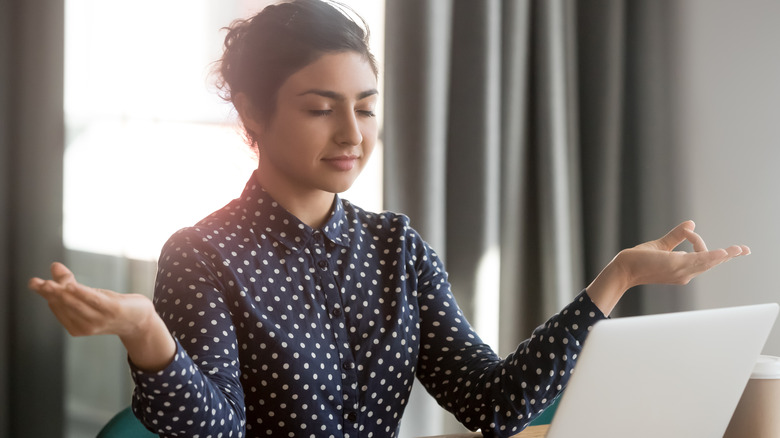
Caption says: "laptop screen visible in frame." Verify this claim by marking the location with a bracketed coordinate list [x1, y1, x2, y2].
[545, 303, 778, 438]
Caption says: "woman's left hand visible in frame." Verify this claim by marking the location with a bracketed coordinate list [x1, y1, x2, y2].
[586, 220, 750, 315]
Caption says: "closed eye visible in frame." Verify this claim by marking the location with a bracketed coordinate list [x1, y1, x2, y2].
[357, 110, 376, 117]
[309, 110, 333, 117]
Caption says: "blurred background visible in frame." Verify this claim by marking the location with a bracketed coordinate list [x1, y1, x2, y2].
[1, 0, 779, 437]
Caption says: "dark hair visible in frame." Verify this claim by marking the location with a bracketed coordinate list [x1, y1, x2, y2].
[215, 0, 377, 147]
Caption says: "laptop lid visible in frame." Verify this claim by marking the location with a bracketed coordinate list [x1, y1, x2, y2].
[546, 303, 779, 438]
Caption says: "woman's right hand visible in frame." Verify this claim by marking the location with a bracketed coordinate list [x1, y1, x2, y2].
[29, 262, 177, 371]
[29, 262, 154, 338]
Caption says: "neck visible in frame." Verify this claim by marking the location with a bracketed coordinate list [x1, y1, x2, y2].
[254, 169, 335, 229]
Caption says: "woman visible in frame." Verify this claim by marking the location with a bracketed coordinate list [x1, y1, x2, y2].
[29, 0, 749, 436]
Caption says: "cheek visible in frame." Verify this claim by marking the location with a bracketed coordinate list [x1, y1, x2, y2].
[271, 124, 321, 155]
[361, 122, 379, 147]
[363, 136, 377, 156]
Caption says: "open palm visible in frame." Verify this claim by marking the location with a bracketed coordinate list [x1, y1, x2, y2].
[28, 262, 155, 338]
[616, 221, 749, 289]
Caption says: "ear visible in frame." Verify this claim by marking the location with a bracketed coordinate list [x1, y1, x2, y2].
[234, 92, 264, 138]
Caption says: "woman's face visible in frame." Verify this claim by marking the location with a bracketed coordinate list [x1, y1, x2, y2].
[252, 51, 378, 197]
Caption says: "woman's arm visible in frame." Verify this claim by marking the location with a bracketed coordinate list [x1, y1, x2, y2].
[411, 233, 605, 435]
[30, 242, 247, 436]
[585, 220, 749, 316]
[29, 262, 176, 371]
[412, 220, 749, 435]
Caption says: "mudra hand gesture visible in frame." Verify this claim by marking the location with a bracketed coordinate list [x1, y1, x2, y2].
[29, 262, 175, 370]
[585, 220, 749, 315]
[29, 263, 153, 337]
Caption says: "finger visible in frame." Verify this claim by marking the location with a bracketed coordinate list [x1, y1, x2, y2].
[50, 262, 76, 285]
[683, 228, 709, 252]
[724, 245, 745, 258]
[28, 277, 45, 291]
[687, 248, 731, 273]
[687, 245, 748, 274]
[60, 282, 112, 312]
[51, 284, 112, 330]
[655, 221, 696, 251]
[33, 279, 68, 299]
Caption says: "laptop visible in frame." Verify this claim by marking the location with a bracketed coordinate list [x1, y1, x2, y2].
[545, 302, 779, 438]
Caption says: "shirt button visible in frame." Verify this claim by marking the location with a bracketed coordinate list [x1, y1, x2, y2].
[333, 308, 342, 317]
[317, 260, 328, 270]
[342, 361, 355, 370]
[346, 411, 357, 422]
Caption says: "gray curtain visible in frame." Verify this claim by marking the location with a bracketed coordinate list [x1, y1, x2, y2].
[1, 0, 66, 437]
[384, 0, 683, 435]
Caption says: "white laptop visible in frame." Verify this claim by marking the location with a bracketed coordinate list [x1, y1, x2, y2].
[546, 302, 779, 438]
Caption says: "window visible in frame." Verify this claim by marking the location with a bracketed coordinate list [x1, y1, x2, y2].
[64, 0, 385, 261]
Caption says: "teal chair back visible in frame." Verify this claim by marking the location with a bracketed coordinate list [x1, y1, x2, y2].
[98, 397, 559, 436]
[528, 394, 561, 426]
[96, 406, 158, 438]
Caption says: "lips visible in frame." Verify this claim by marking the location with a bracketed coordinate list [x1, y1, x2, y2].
[322, 155, 359, 171]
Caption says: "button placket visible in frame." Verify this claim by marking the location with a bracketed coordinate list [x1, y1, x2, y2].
[312, 232, 359, 433]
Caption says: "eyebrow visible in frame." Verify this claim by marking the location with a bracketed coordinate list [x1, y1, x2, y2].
[297, 88, 378, 101]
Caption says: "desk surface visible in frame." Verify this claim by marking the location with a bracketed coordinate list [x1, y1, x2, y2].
[422, 424, 550, 438]
[515, 425, 550, 437]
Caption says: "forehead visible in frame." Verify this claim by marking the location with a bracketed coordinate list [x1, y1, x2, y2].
[280, 51, 378, 96]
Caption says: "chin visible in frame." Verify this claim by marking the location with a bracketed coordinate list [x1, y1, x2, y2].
[327, 182, 356, 195]
[331, 186, 353, 195]
[325, 177, 359, 194]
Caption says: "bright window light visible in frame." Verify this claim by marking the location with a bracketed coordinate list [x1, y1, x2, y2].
[64, 0, 385, 260]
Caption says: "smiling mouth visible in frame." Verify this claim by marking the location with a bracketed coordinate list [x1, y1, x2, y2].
[323, 155, 359, 171]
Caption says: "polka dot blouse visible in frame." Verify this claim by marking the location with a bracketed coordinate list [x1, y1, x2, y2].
[129, 171, 606, 437]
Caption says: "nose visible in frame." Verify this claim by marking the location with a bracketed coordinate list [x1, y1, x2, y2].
[336, 111, 362, 146]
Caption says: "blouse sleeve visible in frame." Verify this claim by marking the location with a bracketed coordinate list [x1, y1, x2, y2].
[129, 229, 246, 437]
[411, 231, 606, 437]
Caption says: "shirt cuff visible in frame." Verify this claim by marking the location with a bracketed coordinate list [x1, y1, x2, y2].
[128, 340, 195, 392]
[557, 290, 609, 343]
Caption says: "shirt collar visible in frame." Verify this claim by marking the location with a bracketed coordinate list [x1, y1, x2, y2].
[240, 171, 352, 252]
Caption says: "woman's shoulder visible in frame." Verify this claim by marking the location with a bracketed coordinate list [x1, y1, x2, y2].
[339, 199, 436, 255]
[341, 199, 414, 231]
[161, 198, 247, 252]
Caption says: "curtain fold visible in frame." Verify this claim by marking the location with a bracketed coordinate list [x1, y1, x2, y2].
[497, 0, 535, 356]
[0, 1, 10, 434]
[444, 0, 502, 334]
[530, 0, 584, 319]
[0, 0, 66, 437]
[384, 0, 453, 251]
[619, 0, 688, 315]
[384, 0, 680, 435]
[577, 0, 626, 283]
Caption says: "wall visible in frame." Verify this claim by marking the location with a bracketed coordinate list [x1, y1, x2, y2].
[674, 0, 780, 354]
